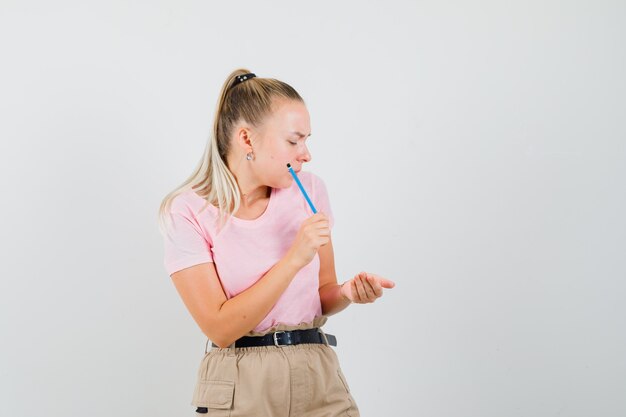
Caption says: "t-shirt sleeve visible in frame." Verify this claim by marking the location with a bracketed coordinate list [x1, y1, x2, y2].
[311, 173, 335, 229]
[163, 198, 214, 276]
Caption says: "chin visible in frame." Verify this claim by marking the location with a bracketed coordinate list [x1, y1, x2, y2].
[278, 176, 294, 189]
[281, 178, 293, 188]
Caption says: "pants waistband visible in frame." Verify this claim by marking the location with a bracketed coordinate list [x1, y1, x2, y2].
[210, 328, 337, 348]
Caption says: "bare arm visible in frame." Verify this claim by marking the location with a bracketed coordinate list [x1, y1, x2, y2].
[171, 250, 301, 348]
[170, 212, 330, 348]
[318, 237, 352, 316]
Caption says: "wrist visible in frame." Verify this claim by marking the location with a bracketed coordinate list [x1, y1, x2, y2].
[284, 249, 303, 270]
[339, 281, 352, 303]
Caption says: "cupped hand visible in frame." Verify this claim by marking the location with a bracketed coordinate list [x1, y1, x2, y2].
[340, 272, 395, 304]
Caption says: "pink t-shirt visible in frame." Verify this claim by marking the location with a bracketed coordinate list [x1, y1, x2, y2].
[163, 170, 334, 332]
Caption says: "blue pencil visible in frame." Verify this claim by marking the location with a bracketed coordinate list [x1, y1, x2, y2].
[287, 163, 317, 214]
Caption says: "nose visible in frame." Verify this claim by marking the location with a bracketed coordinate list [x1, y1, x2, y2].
[297, 144, 312, 164]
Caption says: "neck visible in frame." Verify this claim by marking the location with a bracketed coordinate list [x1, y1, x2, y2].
[227, 154, 270, 209]
[240, 185, 270, 208]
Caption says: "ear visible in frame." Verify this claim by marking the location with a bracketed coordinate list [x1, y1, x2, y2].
[234, 126, 254, 152]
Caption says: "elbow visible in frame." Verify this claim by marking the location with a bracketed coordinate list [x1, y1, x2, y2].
[212, 339, 233, 349]
[206, 334, 236, 349]
[200, 319, 235, 349]
[205, 328, 231, 348]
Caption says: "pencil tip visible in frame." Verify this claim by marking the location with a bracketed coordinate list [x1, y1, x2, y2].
[286, 163, 291, 168]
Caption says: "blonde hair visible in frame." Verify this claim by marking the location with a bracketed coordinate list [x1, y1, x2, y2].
[157, 68, 304, 236]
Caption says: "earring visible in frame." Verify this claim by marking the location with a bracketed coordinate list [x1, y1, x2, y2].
[246, 152, 254, 161]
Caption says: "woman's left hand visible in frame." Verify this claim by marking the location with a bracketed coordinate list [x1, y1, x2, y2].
[340, 272, 395, 304]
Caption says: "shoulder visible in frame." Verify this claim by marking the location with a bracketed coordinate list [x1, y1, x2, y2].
[169, 189, 214, 219]
[169, 190, 195, 214]
[165, 190, 216, 241]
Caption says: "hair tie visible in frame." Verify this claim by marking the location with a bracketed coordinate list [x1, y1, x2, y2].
[233, 72, 256, 87]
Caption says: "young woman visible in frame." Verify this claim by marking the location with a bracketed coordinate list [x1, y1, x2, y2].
[158, 69, 395, 416]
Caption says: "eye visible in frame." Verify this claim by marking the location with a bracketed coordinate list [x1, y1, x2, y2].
[288, 141, 298, 146]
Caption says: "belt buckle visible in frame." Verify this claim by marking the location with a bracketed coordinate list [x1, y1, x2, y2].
[273, 331, 286, 347]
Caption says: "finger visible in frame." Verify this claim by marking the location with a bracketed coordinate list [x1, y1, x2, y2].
[350, 280, 361, 303]
[354, 277, 367, 302]
[361, 275, 377, 300]
[366, 273, 395, 289]
[366, 275, 383, 297]
[379, 278, 395, 289]
[366, 272, 389, 282]
[318, 229, 331, 237]
[357, 272, 374, 301]
[361, 272, 386, 292]
[315, 212, 328, 221]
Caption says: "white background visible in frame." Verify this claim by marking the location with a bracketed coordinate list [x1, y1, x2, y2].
[1, 1, 625, 416]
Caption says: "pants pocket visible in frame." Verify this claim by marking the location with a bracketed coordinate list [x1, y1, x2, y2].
[337, 369, 359, 417]
[191, 380, 234, 416]
[337, 368, 351, 393]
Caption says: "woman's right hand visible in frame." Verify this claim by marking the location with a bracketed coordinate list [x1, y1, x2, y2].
[287, 212, 331, 268]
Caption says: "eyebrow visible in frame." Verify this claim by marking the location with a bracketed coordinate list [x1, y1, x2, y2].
[290, 131, 312, 138]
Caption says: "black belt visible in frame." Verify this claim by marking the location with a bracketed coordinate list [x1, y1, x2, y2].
[211, 328, 337, 348]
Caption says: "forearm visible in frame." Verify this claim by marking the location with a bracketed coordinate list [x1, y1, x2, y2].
[213, 254, 301, 347]
[319, 282, 352, 316]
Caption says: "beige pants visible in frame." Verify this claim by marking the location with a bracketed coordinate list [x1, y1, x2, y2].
[191, 316, 360, 417]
